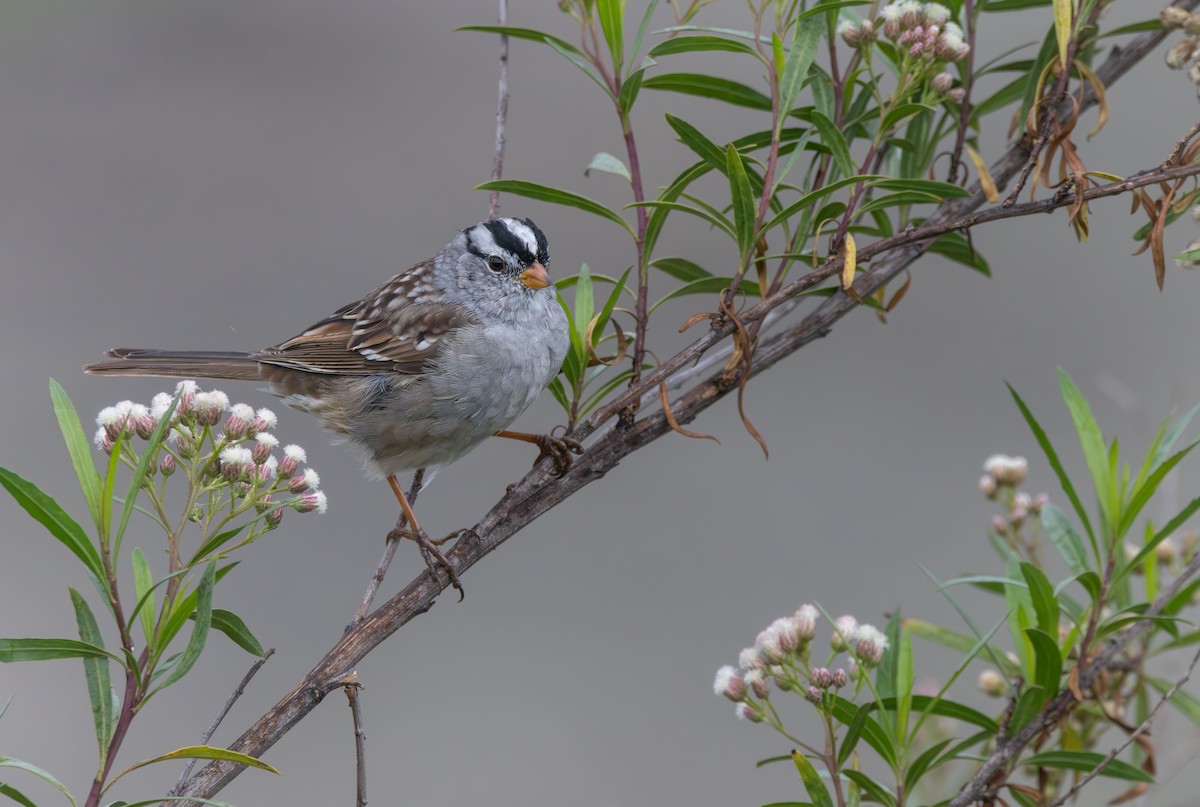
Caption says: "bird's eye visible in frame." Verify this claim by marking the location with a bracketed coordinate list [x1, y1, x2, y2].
[486, 255, 506, 273]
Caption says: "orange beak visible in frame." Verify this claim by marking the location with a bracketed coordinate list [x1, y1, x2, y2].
[518, 261, 551, 289]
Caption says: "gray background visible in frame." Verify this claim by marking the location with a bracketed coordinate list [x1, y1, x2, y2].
[1, 2, 1198, 805]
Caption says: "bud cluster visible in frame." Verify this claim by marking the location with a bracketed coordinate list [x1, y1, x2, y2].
[714, 604, 889, 727]
[980, 453, 1049, 556]
[93, 381, 327, 543]
[838, 2, 970, 103]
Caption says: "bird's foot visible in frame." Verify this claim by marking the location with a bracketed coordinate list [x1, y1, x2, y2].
[389, 525, 464, 601]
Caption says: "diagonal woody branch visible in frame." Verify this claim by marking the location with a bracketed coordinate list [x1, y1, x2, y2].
[171, 6, 1200, 802]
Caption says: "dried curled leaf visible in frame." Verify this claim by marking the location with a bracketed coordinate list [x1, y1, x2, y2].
[659, 380, 719, 443]
[966, 146, 999, 202]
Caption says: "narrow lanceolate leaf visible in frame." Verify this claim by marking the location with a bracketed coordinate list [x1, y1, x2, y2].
[0, 757, 78, 807]
[596, 0, 624, 76]
[0, 467, 106, 585]
[790, 752, 834, 807]
[0, 781, 39, 807]
[1025, 627, 1063, 701]
[726, 144, 756, 258]
[1041, 504, 1090, 575]
[809, 110, 856, 179]
[208, 609, 265, 657]
[966, 145, 999, 202]
[640, 73, 772, 110]
[665, 114, 726, 173]
[131, 548, 157, 646]
[49, 379, 102, 533]
[147, 562, 216, 698]
[69, 589, 115, 766]
[475, 180, 635, 238]
[1052, 0, 1072, 68]
[116, 393, 177, 560]
[0, 638, 118, 663]
[455, 25, 582, 58]
[776, 16, 822, 134]
[1023, 750, 1153, 783]
[841, 233, 857, 291]
[103, 745, 278, 793]
[1057, 369, 1114, 529]
[647, 34, 757, 57]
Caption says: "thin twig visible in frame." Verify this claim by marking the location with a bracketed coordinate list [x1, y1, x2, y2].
[1163, 120, 1200, 168]
[340, 673, 368, 807]
[170, 648, 276, 795]
[352, 468, 424, 626]
[1045, 646, 1200, 807]
[171, 12, 1199, 802]
[487, 0, 509, 221]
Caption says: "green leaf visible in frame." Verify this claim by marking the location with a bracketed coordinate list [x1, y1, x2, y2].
[880, 103, 935, 135]
[207, 609, 265, 657]
[642, 161, 712, 263]
[790, 752, 834, 807]
[455, 25, 583, 57]
[0, 638, 118, 664]
[1058, 369, 1113, 531]
[873, 179, 972, 199]
[69, 589, 115, 766]
[476, 180, 635, 238]
[629, 200, 734, 239]
[832, 698, 899, 769]
[49, 379, 103, 534]
[628, 0, 658, 63]
[147, 562, 216, 699]
[1019, 563, 1058, 634]
[104, 745, 278, 794]
[113, 799, 239, 807]
[1121, 496, 1200, 584]
[664, 114, 726, 173]
[585, 152, 631, 182]
[726, 144, 756, 258]
[838, 702, 873, 766]
[1147, 674, 1200, 726]
[573, 264, 595, 351]
[0, 781, 38, 807]
[0, 757, 77, 807]
[596, 0, 624, 76]
[641, 73, 772, 110]
[904, 737, 957, 795]
[1025, 628, 1063, 701]
[648, 35, 757, 57]
[1119, 440, 1199, 540]
[593, 267, 630, 341]
[777, 16, 822, 133]
[1008, 684, 1046, 733]
[650, 277, 761, 312]
[1041, 504, 1090, 575]
[131, 548, 156, 646]
[1022, 750, 1153, 783]
[809, 110, 856, 178]
[547, 377, 569, 412]
[905, 695, 999, 731]
[760, 175, 883, 234]
[0, 467, 106, 585]
[841, 770, 896, 807]
[617, 56, 649, 114]
[925, 231, 991, 276]
[1007, 382, 1097, 558]
[651, 256, 712, 282]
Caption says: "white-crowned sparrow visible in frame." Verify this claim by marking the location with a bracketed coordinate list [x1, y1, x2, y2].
[85, 217, 577, 590]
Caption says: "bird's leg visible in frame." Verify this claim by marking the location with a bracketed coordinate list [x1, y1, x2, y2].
[493, 429, 583, 477]
[386, 473, 464, 600]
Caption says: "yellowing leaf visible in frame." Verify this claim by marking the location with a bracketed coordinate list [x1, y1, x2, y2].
[1053, 0, 1073, 69]
[966, 146, 999, 202]
[841, 233, 857, 291]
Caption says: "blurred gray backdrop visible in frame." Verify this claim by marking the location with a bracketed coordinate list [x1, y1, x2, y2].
[1, 2, 1198, 805]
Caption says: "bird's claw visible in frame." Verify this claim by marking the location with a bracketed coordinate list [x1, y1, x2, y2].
[533, 434, 584, 477]
[388, 526, 465, 601]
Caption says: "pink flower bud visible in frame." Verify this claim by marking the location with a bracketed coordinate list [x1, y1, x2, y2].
[833, 668, 848, 688]
[194, 391, 229, 427]
[159, 453, 176, 477]
[831, 615, 858, 651]
[990, 514, 1008, 535]
[252, 433, 279, 465]
[745, 669, 770, 700]
[253, 407, 278, 433]
[289, 468, 321, 493]
[93, 426, 115, 455]
[265, 507, 283, 529]
[223, 403, 255, 439]
[736, 703, 763, 723]
[278, 444, 307, 477]
[174, 380, 197, 416]
[805, 686, 822, 705]
[854, 625, 888, 667]
[294, 490, 328, 514]
[931, 72, 954, 94]
[810, 667, 834, 689]
[714, 666, 746, 702]
[793, 604, 818, 641]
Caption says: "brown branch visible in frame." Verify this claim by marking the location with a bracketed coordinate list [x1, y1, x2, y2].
[170, 648, 276, 796]
[1044, 645, 1200, 807]
[948, 549, 1200, 807]
[339, 673, 368, 807]
[487, 0, 509, 221]
[170, 13, 1198, 803]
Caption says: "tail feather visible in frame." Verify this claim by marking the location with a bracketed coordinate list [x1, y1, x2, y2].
[83, 348, 262, 381]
